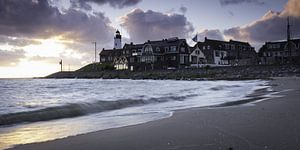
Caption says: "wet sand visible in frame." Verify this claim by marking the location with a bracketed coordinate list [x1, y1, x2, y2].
[12, 77, 300, 150]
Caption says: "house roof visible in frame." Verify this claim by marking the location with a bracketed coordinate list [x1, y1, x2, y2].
[203, 38, 253, 50]
[259, 39, 300, 52]
[99, 49, 123, 56]
[124, 43, 144, 49]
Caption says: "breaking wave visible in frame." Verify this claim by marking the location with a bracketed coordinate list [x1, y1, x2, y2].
[0, 94, 197, 126]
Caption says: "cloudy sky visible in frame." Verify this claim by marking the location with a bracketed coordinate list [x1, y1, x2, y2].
[0, 0, 299, 78]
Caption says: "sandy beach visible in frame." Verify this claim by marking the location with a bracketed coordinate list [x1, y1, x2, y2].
[11, 77, 300, 150]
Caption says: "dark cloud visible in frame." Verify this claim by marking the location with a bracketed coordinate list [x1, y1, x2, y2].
[0, 36, 41, 47]
[220, 0, 265, 6]
[179, 6, 187, 14]
[197, 29, 225, 41]
[0, 0, 114, 45]
[224, 0, 300, 43]
[76, 0, 141, 9]
[120, 9, 194, 43]
[0, 49, 25, 66]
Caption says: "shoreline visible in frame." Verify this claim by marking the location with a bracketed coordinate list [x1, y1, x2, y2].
[45, 65, 300, 80]
[11, 77, 300, 150]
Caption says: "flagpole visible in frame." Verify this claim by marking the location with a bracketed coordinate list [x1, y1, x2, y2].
[59, 59, 63, 72]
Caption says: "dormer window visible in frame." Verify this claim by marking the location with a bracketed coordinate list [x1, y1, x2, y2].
[156, 47, 160, 52]
[225, 44, 229, 49]
[144, 45, 153, 53]
[267, 44, 272, 49]
[170, 46, 177, 52]
[231, 45, 235, 50]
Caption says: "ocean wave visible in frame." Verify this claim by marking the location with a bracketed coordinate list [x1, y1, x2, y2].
[0, 94, 197, 126]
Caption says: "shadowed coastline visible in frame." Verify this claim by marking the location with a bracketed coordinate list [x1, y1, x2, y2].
[45, 65, 300, 80]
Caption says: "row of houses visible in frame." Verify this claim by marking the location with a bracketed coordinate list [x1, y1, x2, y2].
[99, 30, 300, 71]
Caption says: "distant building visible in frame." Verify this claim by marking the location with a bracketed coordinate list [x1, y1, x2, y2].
[258, 17, 300, 65]
[258, 39, 300, 65]
[192, 38, 257, 66]
[99, 30, 258, 71]
[100, 35, 191, 71]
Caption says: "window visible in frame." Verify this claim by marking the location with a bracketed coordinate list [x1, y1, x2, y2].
[144, 46, 153, 53]
[171, 56, 176, 60]
[130, 57, 135, 63]
[221, 52, 225, 58]
[191, 56, 197, 63]
[156, 56, 163, 62]
[280, 52, 284, 56]
[231, 45, 235, 50]
[215, 51, 220, 57]
[195, 50, 200, 55]
[184, 56, 189, 63]
[143, 56, 154, 63]
[181, 47, 185, 52]
[268, 52, 272, 57]
[165, 47, 169, 52]
[207, 45, 210, 50]
[170, 46, 177, 52]
[132, 49, 136, 53]
[180, 55, 184, 64]
[263, 52, 267, 57]
[203, 46, 206, 50]
[225, 44, 229, 50]
[108, 56, 112, 61]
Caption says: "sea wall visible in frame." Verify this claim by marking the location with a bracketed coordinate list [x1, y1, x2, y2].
[46, 65, 300, 80]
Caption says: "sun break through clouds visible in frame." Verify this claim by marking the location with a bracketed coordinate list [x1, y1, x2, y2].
[0, 0, 124, 77]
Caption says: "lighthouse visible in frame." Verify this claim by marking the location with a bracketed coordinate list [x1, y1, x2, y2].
[114, 30, 122, 49]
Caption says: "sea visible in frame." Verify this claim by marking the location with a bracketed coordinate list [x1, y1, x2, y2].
[0, 79, 272, 149]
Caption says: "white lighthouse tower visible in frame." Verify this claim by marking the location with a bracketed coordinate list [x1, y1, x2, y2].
[114, 30, 122, 49]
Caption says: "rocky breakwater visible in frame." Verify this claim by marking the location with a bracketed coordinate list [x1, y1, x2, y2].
[46, 65, 300, 80]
